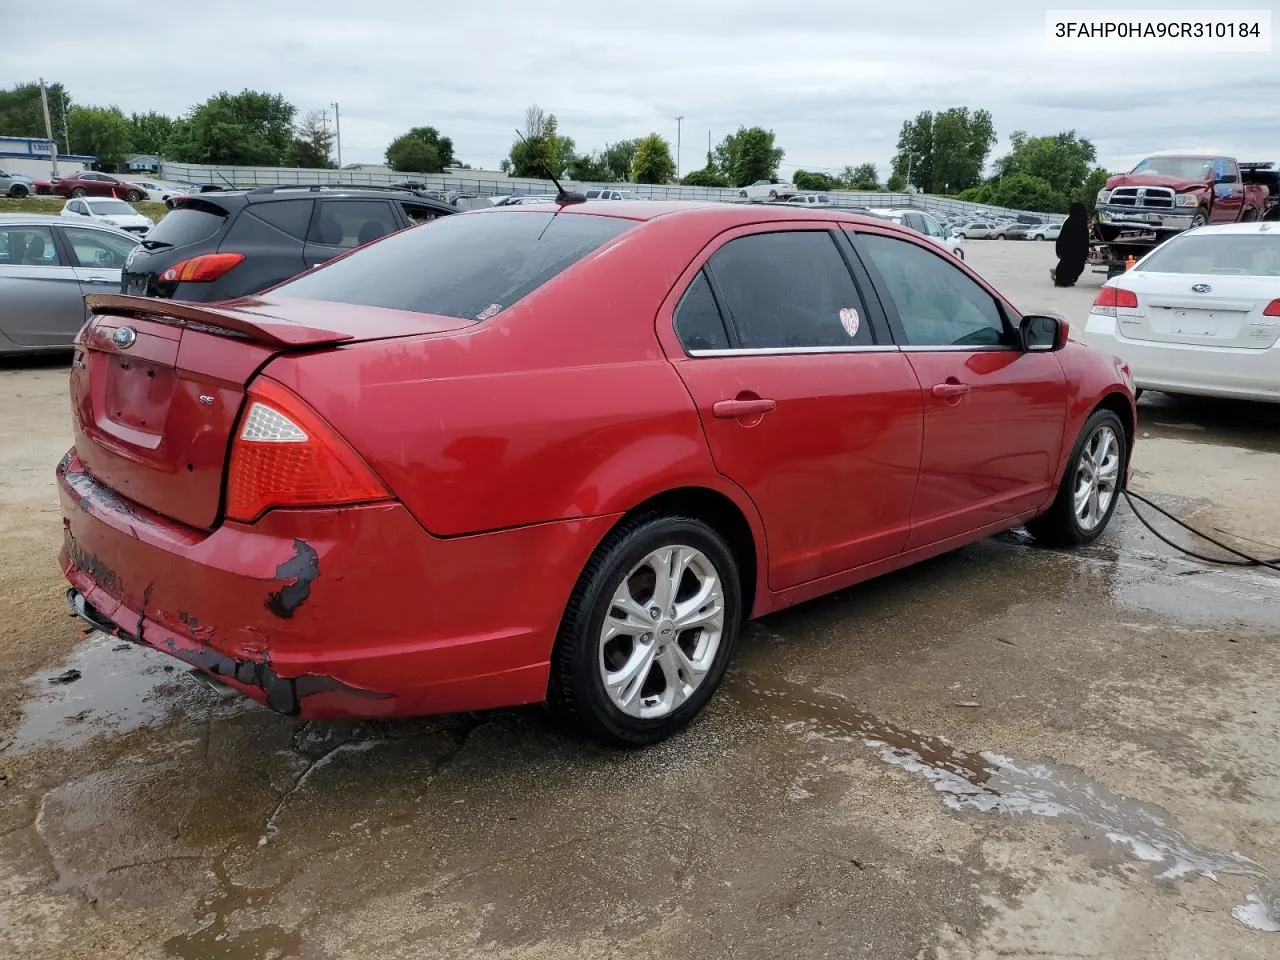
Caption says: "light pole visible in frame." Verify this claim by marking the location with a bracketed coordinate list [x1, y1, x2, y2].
[675, 116, 683, 181]
[331, 102, 342, 169]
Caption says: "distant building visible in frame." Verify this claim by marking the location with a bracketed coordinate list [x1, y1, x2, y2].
[0, 135, 96, 178]
[125, 154, 160, 173]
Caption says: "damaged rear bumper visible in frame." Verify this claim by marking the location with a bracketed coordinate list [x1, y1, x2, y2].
[57, 450, 621, 720]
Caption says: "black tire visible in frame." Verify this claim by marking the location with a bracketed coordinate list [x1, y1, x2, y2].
[1190, 208, 1208, 229]
[1027, 408, 1128, 548]
[124, 189, 143, 202]
[70, 187, 87, 198]
[769, 190, 778, 199]
[956, 232, 966, 239]
[9, 184, 29, 198]
[738, 190, 747, 199]
[548, 513, 743, 747]
[954, 248, 965, 260]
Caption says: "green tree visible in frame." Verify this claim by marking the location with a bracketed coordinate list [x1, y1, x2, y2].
[890, 108, 995, 194]
[566, 151, 611, 182]
[166, 90, 295, 165]
[629, 134, 675, 184]
[67, 106, 133, 169]
[886, 170, 907, 191]
[0, 81, 71, 149]
[840, 163, 879, 190]
[507, 104, 574, 178]
[287, 110, 336, 168]
[794, 170, 836, 191]
[714, 127, 784, 187]
[385, 126, 455, 173]
[128, 112, 173, 157]
[681, 167, 728, 187]
[988, 172, 1063, 213]
[601, 139, 639, 181]
[994, 130, 1097, 198]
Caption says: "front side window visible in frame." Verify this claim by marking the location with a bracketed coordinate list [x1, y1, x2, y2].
[854, 232, 1007, 348]
[63, 227, 138, 268]
[706, 231, 873, 349]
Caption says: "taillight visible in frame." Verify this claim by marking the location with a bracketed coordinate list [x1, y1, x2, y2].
[1092, 286, 1138, 317]
[159, 253, 245, 283]
[1264, 299, 1280, 317]
[225, 379, 390, 523]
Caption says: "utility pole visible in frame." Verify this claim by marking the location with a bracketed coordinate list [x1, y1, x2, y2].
[675, 116, 683, 181]
[331, 102, 342, 169]
[39, 78, 58, 177]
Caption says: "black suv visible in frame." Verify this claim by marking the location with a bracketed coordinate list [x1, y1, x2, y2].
[121, 185, 456, 301]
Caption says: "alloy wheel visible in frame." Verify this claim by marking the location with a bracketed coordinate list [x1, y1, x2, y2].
[1073, 424, 1121, 532]
[598, 545, 725, 720]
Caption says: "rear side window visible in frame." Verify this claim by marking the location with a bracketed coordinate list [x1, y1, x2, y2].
[247, 199, 313, 240]
[273, 211, 633, 319]
[706, 231, 873, 349]
[309, 200, 398, 249]
[145, 204, 227, 247]
[674, 271, 730, 351]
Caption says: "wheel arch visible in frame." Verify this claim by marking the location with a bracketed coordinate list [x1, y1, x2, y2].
[1094, 391, 1136, 460]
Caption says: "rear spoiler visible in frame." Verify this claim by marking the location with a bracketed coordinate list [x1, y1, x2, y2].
[84, 294, 353, 348]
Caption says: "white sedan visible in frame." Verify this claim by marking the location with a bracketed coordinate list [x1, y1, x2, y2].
[738, 178, 797, 200]
[1076, 223, 1280, 402]
[60, 198, 154, 236]
[126, 179, 189, 202]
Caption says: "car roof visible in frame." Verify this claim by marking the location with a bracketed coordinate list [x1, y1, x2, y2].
[1182, 222, 1280, 236]
[476, 200, 903, 230]
[0, 212, 138, 235]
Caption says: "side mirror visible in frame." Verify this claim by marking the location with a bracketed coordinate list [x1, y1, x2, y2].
[1020, 314, 1067, 352]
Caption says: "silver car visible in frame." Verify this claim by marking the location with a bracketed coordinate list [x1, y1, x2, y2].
[953, 220, 998, 239]
[0, 214, 140, 355]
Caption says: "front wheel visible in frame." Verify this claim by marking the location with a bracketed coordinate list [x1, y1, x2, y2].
[9, 184, 28, 198]
[124, 189, 143, 202]
[1027, 409, 1127, 547]
[549, 514, 742, 747]
[1190, 208, 1208, 229]
[739, 190, 747, 199]
[70, 187, 87, 198]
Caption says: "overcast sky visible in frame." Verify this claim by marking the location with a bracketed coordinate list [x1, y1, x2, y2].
[3, 0, 1277, 177]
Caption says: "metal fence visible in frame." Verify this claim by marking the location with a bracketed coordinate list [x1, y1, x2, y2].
[157, 161, 1064, 223]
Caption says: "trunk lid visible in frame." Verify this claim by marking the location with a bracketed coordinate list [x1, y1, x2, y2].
[71, 294, 473, 530]
[1111, 273, 1280, 350]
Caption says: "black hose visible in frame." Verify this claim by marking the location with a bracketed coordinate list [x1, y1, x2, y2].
[1121, 488, 1280, 572]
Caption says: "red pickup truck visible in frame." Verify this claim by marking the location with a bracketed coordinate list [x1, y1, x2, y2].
[1095, 154, 1270, 245]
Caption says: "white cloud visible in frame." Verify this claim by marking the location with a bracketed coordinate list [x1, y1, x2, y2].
[2, 0, 1276, 176]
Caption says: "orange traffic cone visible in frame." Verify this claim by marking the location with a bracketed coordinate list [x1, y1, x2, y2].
[1124, 254, 1136, 271]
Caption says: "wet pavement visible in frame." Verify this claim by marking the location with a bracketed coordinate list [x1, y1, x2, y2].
[2, 241, 1279, 958]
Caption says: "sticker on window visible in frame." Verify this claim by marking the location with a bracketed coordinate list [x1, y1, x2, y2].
[476, 303, 502, 320]
[839, 306, 860, 338]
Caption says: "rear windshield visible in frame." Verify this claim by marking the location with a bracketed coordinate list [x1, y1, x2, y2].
[143, 204, 227, 248]
[1141, 234, 1280, 276]
[272, 211, 634, 319]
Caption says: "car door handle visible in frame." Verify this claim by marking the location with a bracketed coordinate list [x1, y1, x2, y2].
[83, 277, 114, 283]
[713, 398, 776, 419]
[931, 381, 970, 399]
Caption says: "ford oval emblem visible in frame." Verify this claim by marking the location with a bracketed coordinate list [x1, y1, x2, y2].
[112, 326, 137, 349]
[1191, 283, 1211, 293]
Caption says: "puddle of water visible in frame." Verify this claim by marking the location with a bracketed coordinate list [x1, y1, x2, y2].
[164, 855, 303, 960]
[730, 676, 1280, 933]
[6, 631, 249, 754]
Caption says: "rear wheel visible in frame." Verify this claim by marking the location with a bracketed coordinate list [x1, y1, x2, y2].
[9, 184, 28, 198]
[956, 232, 967, 239]
[124, 189, 143, 202]
[70, 187, 87, 198]
[769, 190, 778, 199]
[1027, 409, 1127, 547]
[549, 514, 742, 747]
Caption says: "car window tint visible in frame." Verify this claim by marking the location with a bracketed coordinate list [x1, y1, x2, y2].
[707, 231, 872, 349]
[273, 210, 632, 320]
[674, 271, 730, 351]
[855, 233, 1006, 347]
[309, 200, 398, 248]
[0, 225, 61, 266]
[248, 199, 313, 240]
[145, 203, 227, 248]
[62, 227, 138, 268]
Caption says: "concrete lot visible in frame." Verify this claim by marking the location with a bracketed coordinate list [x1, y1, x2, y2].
[2, 239, 1279, 959]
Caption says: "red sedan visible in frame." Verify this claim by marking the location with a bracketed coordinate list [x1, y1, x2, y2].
[52, 171, 146, 201]
[58, 202, 1136, 746]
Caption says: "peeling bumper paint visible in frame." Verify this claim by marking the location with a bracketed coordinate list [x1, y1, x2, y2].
[56, 450, 622, 720]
